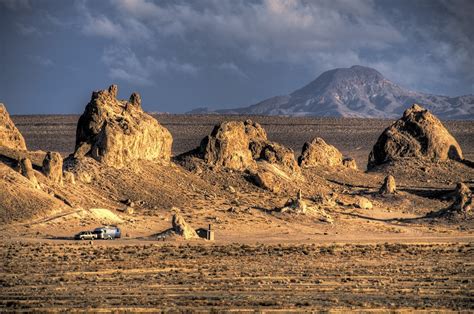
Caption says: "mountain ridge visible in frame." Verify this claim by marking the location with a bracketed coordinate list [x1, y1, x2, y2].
[188, 65, 473, 120]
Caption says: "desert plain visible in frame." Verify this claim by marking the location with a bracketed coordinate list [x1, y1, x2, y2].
[0, 92, 473, 311]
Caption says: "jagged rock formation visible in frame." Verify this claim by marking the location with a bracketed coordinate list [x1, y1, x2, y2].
[279, 190, 333, 223]
[299, 137, 356, 170]
[258, 142, 300, 174]
[449, 183, 472, 214]
[342, 157, 358, 170]
[250, 170, 281, 193]
[19, 158, 40, 189]
[172, 210, 198, 240]
[368, 104, 464, 169]
[313, 192, 337, 208]
[0, 104, 26, 150]
[63, 171, 75, 185]
[428, 183, 472, 218]
[43, 152, 63, 185]
[199, 119, 299, 175]
[299, 137, 343, 168]
[380, 175, 396, 195]
[0, 162, 64, 224]
[74, 85, 173, 169]
[196, 119, 301, 193]
[280, 190, 307, 214]
[200, 120, 265, 171]
[0, 146, 46, 168]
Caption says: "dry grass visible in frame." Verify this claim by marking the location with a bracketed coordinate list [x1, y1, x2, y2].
[1, 241, 472, 311]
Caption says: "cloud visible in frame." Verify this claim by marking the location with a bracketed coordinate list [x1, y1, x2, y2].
[0, 0, 31, 10]
[82, 14, 124, 40]
[76, 0, 472, 95]
[44, 12, 69, 27]
[28, 55, 54, 67]
[16, 22, 41, 36]
[115, 0, 162, 19]
[102, 46, 198, 85]
[102, 47, 152, 85]
[78, 0, 152, 42]
[111, 0, 404, 62]
[217, 62, 248, 79]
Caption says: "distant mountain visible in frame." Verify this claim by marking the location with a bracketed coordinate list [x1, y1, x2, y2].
[189, 65, 473, 119]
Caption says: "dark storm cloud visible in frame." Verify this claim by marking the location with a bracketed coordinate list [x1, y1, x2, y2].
[0, 0, 472, 114]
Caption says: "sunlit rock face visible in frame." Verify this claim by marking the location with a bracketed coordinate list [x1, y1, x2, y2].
[368, 104, 463, 169]
[74, 85, 173, 169]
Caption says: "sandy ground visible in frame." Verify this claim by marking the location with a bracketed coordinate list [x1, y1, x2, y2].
[1, 241, 472, 311]
[1, 114, 473, 311]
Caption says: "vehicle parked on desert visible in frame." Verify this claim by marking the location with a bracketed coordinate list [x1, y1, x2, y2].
[74, 231, 97, 240]
[93, 226, 121, 240]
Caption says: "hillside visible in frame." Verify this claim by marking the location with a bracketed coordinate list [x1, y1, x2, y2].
[190, 65, 473, 119]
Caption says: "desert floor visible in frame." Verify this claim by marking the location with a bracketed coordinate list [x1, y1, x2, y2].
[1, 114, 473, 311]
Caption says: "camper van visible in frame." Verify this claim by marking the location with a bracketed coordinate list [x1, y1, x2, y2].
[93, 226, 121, 240]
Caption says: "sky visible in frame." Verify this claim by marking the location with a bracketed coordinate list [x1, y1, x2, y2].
[0, 0, 473, 115]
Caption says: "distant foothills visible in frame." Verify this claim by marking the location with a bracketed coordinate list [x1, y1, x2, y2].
[188, 65, 473, 120]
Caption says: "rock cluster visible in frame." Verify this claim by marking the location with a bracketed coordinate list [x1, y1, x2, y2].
[259, 142, 300, 174]
[200, 120, 265, 171]
[449, 183, 472, 214]
[172, 210, 198, 239]
[1, 105, 66, 187]
[200, 119, 299, 175]
[299, 137, 342, 167]
[250, 169, 282, 193]
[379, 175, 396, 195]
[428, 183, 472, 218]
[74, 85, 173, 169]
[368, 104, 463, 169]
[43, 152, 63, 185]
[19, 158, 40, 189]
[0, 104, 26, 150]
[279, 190, 334, 223]
[342, 157, 358, 170]
[299, 137, 356, 169]
[280, 190, 308, 214]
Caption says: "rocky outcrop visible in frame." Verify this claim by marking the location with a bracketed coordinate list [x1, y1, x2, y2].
[380, 175, 396, 195]
[368, 104, 463, 169]
[0, 147, 46, 168]
[299, 138, 342, 168]
[74, 85, 173, 169]
[199, 119, 299, 175]
[0, 104, 26, 150]
[356, 197, 373, 209]
[428, 183, 472, 218]
[342, 157, 358, 170]
[258, 142, 300, 174]
[172, 210, 198, 239]
[63, 171, 75, 185]
[280, 190, 307, 214]
[279, 190, 333, 223]
[449, 183, 472, 214]
[299, 137, 356, 170]
[19, 158, 40, 189]
[43, 152, 63, 185]
[250, 170, 281, 193]
[200, 120, 264, 171]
